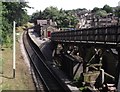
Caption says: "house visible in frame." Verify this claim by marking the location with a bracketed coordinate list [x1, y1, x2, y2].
[34, 19, 58, 38]
[76, 10, 118, 29]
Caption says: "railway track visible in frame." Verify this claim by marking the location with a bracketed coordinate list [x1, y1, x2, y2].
[23, 30, 71, 92]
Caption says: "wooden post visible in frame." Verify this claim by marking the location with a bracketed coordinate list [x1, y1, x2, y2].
[13, 21, 16, 78]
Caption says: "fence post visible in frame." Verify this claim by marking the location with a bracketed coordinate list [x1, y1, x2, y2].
[13, 21, 16, 78]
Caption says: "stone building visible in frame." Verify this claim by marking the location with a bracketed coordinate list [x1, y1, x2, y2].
[35, 19, 58, 38]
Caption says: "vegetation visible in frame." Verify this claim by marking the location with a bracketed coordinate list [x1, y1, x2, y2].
[92, 4, 120, 17]
[30, 5, 120, 29]
[0, 2, 35, 90]
[1, 2, 30, 47]
[1, 3, 120, 47]
[103, 4, 113, 13]
[2, 36, 35, 90]
[114, 6, 120, 17]
[96, 10, 107, 17]
[30, 6, 79, 28]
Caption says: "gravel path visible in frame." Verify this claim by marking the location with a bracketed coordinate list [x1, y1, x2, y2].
[20, 32, 31, 73]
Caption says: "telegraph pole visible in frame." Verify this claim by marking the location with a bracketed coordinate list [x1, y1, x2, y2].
[13, 21, 16, 78]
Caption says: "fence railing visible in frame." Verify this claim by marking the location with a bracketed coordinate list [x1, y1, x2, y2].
[51, 25, 120, 46]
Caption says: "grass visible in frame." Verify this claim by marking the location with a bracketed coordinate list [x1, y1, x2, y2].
[1, 32, 36, 90]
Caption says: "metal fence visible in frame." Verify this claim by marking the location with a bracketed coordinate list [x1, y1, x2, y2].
[51, 25, 120, 47]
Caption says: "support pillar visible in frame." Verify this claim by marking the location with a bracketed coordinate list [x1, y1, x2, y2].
[81, 46, 87, 73]
[115, 48, 120, 88]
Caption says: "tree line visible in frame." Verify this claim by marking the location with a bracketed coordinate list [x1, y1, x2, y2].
[1, 3, 120, 47]
[30, 5, 120, 29]
[30, 6, 79, 28]
[0, 2, 30, 47]
[92, 4, 120, 17]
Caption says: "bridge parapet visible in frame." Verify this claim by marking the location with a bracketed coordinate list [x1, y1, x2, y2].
[51, 25, 120, 48]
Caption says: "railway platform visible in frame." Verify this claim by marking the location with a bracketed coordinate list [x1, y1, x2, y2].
[28, 28, 46, 47]
[27, 28, 80, 92]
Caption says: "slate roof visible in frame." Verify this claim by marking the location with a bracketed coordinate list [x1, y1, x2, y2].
[36, 19, 57, 30]
[37, 20, 48, 26]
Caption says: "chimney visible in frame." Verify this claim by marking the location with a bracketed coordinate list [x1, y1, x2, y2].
[47, 19, 50, 25]
[47, 19, 52, 25]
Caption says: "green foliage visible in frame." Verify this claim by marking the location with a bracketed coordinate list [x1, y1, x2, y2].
[2, 17, 12, 47]
[96, 10, 107, 17]
[91, 4, 120, 18]
[1, 2, 30, 47]
[30, 10, 43, 24]
[103, 4, 113, 13]
[43, 6, 59, 20]
[92, 5, 120, 18]
[30, 5, 120, 29]
[114, 6, 120, 17]
[2, 2, 30, 26]
[30, 6, 79, 28]
[91, 5, 110, 17]
[92, 7, 100, 13]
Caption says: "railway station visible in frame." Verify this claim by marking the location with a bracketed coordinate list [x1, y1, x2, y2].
[1, 1, 120, 92]
[22, 18, 120, 91]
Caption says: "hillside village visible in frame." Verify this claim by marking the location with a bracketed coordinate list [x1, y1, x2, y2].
[31, 4, 120, 32]
[33, 5, 120, 38]
[76, 9, 119, 29]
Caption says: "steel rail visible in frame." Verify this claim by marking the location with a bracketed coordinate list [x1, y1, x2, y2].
[23, 31, 71, 92]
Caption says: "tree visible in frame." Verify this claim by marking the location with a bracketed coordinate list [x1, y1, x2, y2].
[42, 6, 59, 20]
[30, 6, 79, 28]
[1, 2, 30, 46]
[103, 4, 113, 13]
[2, 2, 30, 26]
[114, 6, 120, 17]
[96, 10, 107, 17]
[92, 7, 100, 13]
[30, 10, 41, 24]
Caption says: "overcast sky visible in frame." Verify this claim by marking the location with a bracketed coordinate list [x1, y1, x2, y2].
[27, 0, 120, 15]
